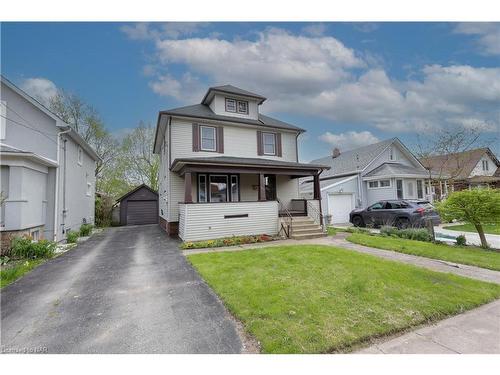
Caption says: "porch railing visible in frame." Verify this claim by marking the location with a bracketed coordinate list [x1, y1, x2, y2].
[277, 198, 293, 238]
[306, 200, 326, 233]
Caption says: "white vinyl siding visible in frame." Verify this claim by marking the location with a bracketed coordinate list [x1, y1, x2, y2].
[170, 118, 297, 162]
[178, 201, 279, 241]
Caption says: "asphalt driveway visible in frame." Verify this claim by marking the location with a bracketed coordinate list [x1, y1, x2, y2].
[1, 225, 242, 353]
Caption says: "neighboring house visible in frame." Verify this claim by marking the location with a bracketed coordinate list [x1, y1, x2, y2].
[420, 148, 500, 199]
[300, 138, 431, 224]
[0, 76, 99, 247]
[153, 85, 329, 241]
[115, 184, 158, 226]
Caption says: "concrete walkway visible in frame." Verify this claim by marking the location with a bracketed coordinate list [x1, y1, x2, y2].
[185, 234, 500, 284]
[356, 299, 500, 354]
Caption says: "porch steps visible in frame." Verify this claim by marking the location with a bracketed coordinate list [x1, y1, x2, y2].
[289, 217, 327, 240]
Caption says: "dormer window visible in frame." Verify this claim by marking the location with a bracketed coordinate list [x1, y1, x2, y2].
[263, 132, 276, 155]
[225, 98, 249, 114]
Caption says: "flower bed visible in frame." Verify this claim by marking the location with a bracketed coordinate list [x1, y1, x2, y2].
[181, 234, 274, 250]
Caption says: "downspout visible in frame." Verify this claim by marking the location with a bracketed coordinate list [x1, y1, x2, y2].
[53, 128, 71, 241]
[357, 172, 363, 208]
[62, 138, 68, 232]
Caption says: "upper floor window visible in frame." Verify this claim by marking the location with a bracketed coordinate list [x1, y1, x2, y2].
[77, 146, 83, 165]
[225, 98, 249, 114]
[263, 133, 276, 155]
[482, 160, 489, 171]
[200, 125, 217, 151]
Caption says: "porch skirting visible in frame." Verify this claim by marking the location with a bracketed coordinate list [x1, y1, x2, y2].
[178, 201, 279, 242]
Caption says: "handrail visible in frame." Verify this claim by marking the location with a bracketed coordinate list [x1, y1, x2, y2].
[306, 200, 326, 233]
[277, 198, 293, 238]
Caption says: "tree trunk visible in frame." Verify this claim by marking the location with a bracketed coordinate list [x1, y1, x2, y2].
[474, 223, 489, 248]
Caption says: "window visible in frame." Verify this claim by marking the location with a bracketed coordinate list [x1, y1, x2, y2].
[417, 180, 424, 199]
[368, 181, 379, 188]
[209, 175, 228, 202]
[0, 101, 6, 140]
[77, 146, 83, 165]
[407, 181, 414, 196]
[369, 202, 385, 210]
[225, 98, 236, 112]
[263, 133, 276, 155]
[482, 160, 489, 171]
[200, 126, 216, 151]
[230, 175, 239, 202]
[31, 230, 40, 242]
[86, 182, 92, 196]
[198, 175, 207, 202]
[237, 100, 248, 114]
[396, 179, 403, 199]
[379, 179, 391, 187]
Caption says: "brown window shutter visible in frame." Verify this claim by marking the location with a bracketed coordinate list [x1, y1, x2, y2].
[276, 133, 282, 157]
[257, 130, 263, 156]
[217, 126, 224, 153]
[192, 123, 199, 152]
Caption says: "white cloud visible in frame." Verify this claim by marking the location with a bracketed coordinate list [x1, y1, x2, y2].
[454, 22, 500, 55]
[20, 77, 58, 106]
[139, 27, 499, 134]
[301, 23, 328, 37]
[121, 22, 210, 41]
[319, 131, 380, 151]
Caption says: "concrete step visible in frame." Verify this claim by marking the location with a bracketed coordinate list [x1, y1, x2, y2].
[291, 232, 328, 240]
[290, 218, 315, 224]
[292, 227, 323, 234]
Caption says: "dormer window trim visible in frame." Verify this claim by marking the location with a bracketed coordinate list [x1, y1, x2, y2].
[225, 97, 249, 115]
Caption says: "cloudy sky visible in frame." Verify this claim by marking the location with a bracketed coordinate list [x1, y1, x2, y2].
[2, 22, 499, 160]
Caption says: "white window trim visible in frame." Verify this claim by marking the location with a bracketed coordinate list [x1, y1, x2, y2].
[225, 98, 236, 113]
[86, 182, 92, 197]
[368, 179, 392, 189]
[263, 132, 277, 155]
[200, 125, 217, 152]
[198, 174, 207, 202]
[209, 174, 229, 202]
[77, 146, 83, 166]
[237, 100, 249, 114]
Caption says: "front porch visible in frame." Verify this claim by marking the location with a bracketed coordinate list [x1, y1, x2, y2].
[171, 156, 329, 241]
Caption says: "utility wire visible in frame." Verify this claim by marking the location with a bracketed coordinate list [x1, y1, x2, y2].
[0, 114, 59, 145]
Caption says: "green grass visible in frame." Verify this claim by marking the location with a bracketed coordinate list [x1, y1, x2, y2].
[188, 245, 500, 353]
[444, 223, 500, 235]
[327, 226, 337, 236]
[1, 259, 46, 288]
[347, 233, 500, 271]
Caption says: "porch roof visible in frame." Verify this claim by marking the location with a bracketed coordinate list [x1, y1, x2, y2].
[171, 156, 330, 177]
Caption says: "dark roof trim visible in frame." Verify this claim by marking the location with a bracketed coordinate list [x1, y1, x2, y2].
[115, 184, 158, 203]
[201, 85, 267, 105]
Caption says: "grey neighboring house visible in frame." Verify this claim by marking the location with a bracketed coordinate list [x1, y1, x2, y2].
[300, 138, 431, 224]
[0, 76, 100, 246]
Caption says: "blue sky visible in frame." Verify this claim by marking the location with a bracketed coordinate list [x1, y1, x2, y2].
[2, 22, 499, 161]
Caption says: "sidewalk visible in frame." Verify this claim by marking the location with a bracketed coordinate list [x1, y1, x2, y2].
[434, 224, 500, 249]
[356, 299, 500, 354]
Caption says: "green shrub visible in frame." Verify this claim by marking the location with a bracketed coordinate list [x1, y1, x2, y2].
[380, 226, 432, 242]
[10, 237, 56, 259]
[456, 235, 467, 246]
[66, 231, 79, 244]
[79, 224, 93, 237]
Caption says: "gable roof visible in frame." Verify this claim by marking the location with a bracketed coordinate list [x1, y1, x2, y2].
[420, 148, 500, 179]
[201, 84, 267, 105]
[115, 184, 158, 203]
[1, 75, 100, 162]
[363, 162, 429, 178]
[159, 103, 304, 131]
[309, 138, 395, 178]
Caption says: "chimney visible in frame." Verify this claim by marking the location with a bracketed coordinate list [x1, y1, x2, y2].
[332, 147, 341, 158]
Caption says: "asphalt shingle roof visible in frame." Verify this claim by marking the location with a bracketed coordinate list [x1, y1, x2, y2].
[309, 138, 395, 178]
[205, 85, 267, 102]
[160, 103, 304, 132]
[171, 156, 329, 170]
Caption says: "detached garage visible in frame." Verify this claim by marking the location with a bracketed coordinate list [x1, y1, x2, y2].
[116, 184, 159, 226]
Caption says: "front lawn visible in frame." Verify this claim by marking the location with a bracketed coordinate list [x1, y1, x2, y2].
[347, 233, 500, 271]
[188, 245, 500, 353]
[0, 259, 46, 288]
[443, 223, 500, 235]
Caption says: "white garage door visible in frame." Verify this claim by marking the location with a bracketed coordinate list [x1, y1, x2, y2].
[328, 194, 354, 224]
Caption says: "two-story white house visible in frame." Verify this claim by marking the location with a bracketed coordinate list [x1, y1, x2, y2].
[0, 76, 100, 249]
[153, 85, 329, 241]
[300, 138, 432, 224]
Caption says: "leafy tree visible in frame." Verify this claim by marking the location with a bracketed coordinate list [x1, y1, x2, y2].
[120, 122, 159, 191]
[436, 189, 500, 248]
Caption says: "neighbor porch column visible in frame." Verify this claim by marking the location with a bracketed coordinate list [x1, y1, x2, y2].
[313, 173, 321, 200]
[184, 172, 193, 203]
[258, 173, 266, 201]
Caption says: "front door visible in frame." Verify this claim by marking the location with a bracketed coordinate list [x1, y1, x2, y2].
[265, 174, 276, 200]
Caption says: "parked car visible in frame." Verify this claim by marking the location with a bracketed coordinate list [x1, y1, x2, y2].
[349, 200, 441, 229]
